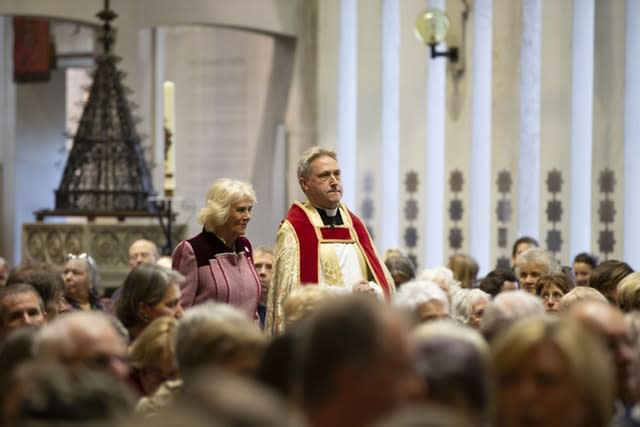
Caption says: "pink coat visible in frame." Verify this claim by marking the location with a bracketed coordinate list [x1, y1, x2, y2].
[172, 230, 261, 319]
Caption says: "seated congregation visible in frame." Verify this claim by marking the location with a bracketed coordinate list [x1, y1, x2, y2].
[1, 231, 639, 427]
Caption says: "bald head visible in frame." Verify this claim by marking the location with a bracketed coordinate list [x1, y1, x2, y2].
[128, 239, 159, 268]
[36, 311, 129, 381]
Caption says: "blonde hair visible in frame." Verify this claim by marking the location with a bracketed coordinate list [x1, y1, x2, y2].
[175, 303, 265, 377]
[130, 316, 177, 370]
[197, 178, 256, 232]
[617, 272, 640, 312]
[447, 254, 479, 289]
[282, 285, 338, 328]
[558, 286, 607, 311]
[491, 316, 614, 427]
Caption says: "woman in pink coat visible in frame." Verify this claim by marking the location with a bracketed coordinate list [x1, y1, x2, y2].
[171, 178, 261, 319]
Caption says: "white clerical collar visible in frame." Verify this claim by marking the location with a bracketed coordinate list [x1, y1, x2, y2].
[315, 205, 338, 217]
[325, 207, 338, 217]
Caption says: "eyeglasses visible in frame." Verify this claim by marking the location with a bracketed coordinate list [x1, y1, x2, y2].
[65, 253, 97, 268]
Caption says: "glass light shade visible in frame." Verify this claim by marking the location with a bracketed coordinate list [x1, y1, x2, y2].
[414, 8, 451, 45]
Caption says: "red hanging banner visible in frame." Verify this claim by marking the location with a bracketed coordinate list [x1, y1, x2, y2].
[13, 17, 52, 83]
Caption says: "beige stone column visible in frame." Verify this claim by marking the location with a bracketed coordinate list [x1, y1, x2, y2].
[444, 0, 473, 261]
[540, 0, 572, 263]
[491, 0, 522, 268]
[398, 0, 428, 269]
[624, 0, 640, 267]
[569, 0, 594, 261]
[356, 0, 383, 243]
[317, 0, 340, 155]
[591, 1, 626, 261]
[470, 0, 494, 275]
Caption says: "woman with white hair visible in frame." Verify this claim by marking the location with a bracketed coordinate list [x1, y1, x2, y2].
[172, 178, 261, 318]
[63, 253, 103, 311]
[394, 279, 450, 324]
[416, 266, 461, 302]
[513, 247, 561, 294]
[451, 288, 491, 329]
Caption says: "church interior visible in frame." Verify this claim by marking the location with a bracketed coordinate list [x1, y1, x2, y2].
[3, 2, 640, 426]
[0, 0, 637, 281]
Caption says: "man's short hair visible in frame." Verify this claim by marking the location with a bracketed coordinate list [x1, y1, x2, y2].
[2, 360, 135, 425]
[297, 146, 338, 179]
[254, 246, 274, 256]
[128, 238, 159, 253]
[0, 284, 45, 325]
[35, 311, 121, 360]
[298, 295, 387, 408]
[6, 263, 64, 306]
[511, 236, 539, 257]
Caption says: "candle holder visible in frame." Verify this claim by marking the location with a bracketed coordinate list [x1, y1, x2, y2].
[149, 195, 174, 256]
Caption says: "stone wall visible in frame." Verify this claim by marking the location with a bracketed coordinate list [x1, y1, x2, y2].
[22, 222, 186, 290]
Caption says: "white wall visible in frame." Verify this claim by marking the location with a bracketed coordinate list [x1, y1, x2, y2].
[14, 70, 68, 256]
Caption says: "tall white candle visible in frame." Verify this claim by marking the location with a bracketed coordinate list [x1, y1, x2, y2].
[163, 81, 176, 197]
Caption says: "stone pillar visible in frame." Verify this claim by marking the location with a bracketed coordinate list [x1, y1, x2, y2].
[491, 0, 522, 268]
[398, 0, 429, 268]
[356, 0, 384, 244]
[540, 0, 572, 262]
[623, 0, 640, 267]
[337, 0, 358, 209]
[591, 1, 626, 261]
[423, 0, 446, 269]
[519, 0, 541, 239]
[470, 0, 493, 274]
[444, 0, 474, 265]
[569, 0, 594, 259]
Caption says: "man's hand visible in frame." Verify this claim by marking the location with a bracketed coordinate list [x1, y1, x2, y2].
[352, 280, 376, 294]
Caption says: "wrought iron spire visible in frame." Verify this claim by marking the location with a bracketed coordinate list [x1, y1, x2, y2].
[55, 0, 155, 212]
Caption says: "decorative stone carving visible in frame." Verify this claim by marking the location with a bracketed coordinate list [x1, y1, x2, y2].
[22, 222, 186, 290]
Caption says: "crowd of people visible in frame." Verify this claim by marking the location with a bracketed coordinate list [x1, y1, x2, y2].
[1, 146, 640, 427]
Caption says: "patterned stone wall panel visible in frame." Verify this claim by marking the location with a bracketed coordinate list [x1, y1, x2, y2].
[544, 169, 563, 255]
[403, 170, 420, 267]
[23, 223, 187, 289]
[494, 169, 514, 268]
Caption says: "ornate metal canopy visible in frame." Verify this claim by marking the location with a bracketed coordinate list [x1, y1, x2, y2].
[55, 0, 154, 212]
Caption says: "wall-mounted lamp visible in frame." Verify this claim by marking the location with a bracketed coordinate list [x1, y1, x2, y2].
[414, 2, 470, 79]
[414, 9, 458, 62]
